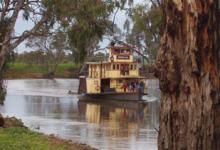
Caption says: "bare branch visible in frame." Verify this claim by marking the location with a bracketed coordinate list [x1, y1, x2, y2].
[10, 14, 48, 51]
[0, 0, 10, 21]
[112, 6, 120, 33]
[0, 0, 25, 68]
[149, 0, 161, 8]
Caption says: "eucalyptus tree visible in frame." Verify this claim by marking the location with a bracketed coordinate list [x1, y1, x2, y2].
[66, 0, 137, 64]
[66, 0, 114, 64]
[156, 0, 220, 149]
[0, 0, 55, 102]
[123, 0, 161, 65]
[126, 4, 161, 64]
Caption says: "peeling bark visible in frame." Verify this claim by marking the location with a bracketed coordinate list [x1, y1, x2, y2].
[0, 1, 50, 102]
[156, 0, 220, 149]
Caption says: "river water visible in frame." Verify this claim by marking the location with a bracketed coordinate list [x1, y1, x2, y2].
[0, 79, 160, 150]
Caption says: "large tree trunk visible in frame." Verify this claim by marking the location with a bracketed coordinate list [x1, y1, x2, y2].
[0, 37, 8, 103]
[0, 49, 8, 104]
[156, 0, 220, 150]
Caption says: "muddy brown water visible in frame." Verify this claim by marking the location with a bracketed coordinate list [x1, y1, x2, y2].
[0, 79, 160, 150]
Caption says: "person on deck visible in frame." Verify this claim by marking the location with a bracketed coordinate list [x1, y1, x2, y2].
[139, 81, 145, 93]
[131, 82, 135, 92]
[135, 81, 139, 92]
[128, 82, 132, 92]
[138, 81, 145, 100]
[123, 82, 128, 92]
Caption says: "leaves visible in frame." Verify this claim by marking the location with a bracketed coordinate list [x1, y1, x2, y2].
[126, 3, 162, 64]
[55, 0, 114, 64]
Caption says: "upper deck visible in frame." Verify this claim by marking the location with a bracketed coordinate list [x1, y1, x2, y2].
[108, 46, 133, 63]
[86, 61, 139, 78]
[86, 45, 141, 79]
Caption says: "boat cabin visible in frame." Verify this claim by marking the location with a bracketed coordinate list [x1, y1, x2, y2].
[78, 45, 147, 96]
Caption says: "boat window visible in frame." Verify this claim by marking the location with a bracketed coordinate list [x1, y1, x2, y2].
[107, 65, 110, 70]
[134, 64, 137, 70]
[130, 64, 133, 70]
[115, 49, 120, 54]
[113, 64, 116, 70]
[117, 64, 120, 70]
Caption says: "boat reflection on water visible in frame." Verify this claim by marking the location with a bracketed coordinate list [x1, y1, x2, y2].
[78, 100, 159, 138]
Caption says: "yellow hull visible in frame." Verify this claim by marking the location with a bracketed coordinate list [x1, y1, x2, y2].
[79, 92, 143, 101]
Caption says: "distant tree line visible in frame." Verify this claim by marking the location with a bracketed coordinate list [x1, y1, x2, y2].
[14, 51, 73, 65]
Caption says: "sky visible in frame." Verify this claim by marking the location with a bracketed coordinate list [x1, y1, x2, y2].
[15, 0, 145, 53]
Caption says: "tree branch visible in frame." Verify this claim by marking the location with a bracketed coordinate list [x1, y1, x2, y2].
[0, 0, 25, 68]
[7, 0, 25, 33]
[10, 14, 48, 51]
[0, 0, 10, 21]
[149, 0, 161, 8]
[112, 6, 120, 34]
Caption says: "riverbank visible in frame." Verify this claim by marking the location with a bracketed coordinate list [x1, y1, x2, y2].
[3, 63, 80, 79]
[0, 116, 97, 150]
[3, 63, 157, 79]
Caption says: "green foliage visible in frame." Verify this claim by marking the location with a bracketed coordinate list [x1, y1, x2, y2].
[65, 0, 113, 63]
[15, 51, 45, 66]
[7, 63, 48, 73]
[126, 4, 162, 64]
[35, 0, 116, 64]
[4, 62, 79, 78]
[56, 63, 78, 75]
[7, 63, 77, 75]
[0, 128, 68, 150]
[15, 50, 74, 67]
[86, 52, 108, 62]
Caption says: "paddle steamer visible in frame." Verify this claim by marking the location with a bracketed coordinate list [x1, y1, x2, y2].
[78, 44, 147, 101]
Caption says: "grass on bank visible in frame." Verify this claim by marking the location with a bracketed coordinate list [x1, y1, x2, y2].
[0, 117, 96, 150]
[4, 63, 79, 79]
[7, 63, 77, 74]
[0, 127, 95, 150]
[56, 63, 78, 75]
[0, 128, 67, 150]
